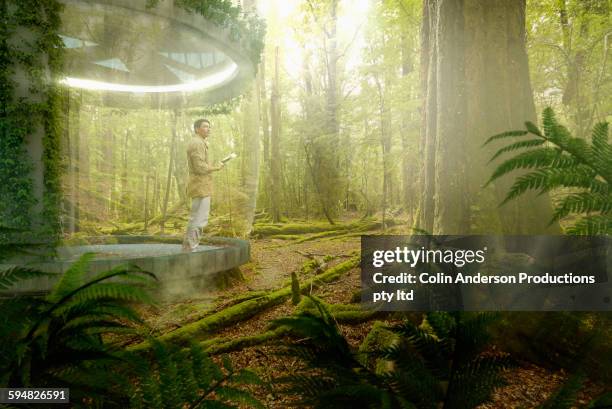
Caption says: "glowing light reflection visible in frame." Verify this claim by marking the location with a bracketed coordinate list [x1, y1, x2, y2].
[60, 62, 238, 93]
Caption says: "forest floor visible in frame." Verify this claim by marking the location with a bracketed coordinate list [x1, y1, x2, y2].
[128, 224, 608, 409]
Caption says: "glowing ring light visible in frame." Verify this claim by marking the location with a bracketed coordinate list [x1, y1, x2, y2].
[58, 0, 255, 107]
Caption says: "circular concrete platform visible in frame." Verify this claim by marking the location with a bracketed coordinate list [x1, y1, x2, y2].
[1, 237, 250, 299]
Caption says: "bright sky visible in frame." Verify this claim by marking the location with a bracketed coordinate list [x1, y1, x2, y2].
[257, 0, 371, 79]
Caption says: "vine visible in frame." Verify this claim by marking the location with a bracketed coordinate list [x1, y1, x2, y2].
[0, 0, 64, 244]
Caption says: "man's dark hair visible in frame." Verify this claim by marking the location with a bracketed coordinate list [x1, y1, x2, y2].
[193, 118, 210, 131]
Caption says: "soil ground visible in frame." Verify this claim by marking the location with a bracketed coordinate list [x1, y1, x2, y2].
[130, 229, 608, 408]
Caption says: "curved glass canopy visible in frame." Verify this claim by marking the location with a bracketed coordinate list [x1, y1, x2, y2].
[59, 0, 255, 107]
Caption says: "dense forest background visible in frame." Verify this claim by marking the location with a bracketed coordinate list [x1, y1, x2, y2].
[59, 0, 611, 238]
[2, 1, 611, 407]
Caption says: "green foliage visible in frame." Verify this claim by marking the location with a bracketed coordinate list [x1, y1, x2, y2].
[272, 298, 510, 408]
[0, 0, 64, 241]
[485, 108, 611, 234]
[129, 340, 264, 409]
[291, 271, 301, 305]
[0, 254, 157, 404]
[537, 372, 612, 409]
[537, 372, 586, 409]
[0, 254, 263, 408]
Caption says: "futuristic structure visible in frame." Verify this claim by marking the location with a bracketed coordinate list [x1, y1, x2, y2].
[58, 0, 256, 107]
[4, 0, 257, 297]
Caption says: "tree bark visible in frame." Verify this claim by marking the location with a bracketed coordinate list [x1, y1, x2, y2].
[270, 46, 282, 223]
[420, 0, 559, 235]
[161, 112, 177, 232]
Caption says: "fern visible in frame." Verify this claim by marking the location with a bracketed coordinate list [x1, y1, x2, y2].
[485, 108, 611, 234]
[536, 372, 612, 409]
[273, 298, 509, 408]
[537, 372, 585, 409]
[0, 254, 157, 407]
[128, 340, 264, 409]
[0, 266, 55, 290]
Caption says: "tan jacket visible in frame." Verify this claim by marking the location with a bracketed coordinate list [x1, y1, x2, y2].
[186, 136, 218, 198]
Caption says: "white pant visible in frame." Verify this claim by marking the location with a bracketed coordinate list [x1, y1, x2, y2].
[183, 196, 211, 250]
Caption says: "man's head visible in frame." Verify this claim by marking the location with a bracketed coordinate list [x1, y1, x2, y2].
[194, 119, 211, 138]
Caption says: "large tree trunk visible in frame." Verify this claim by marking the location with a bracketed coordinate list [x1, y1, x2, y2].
[234, 62, 261, 233]
[258, 59, 272, 216]
[420, 0, 559, 235]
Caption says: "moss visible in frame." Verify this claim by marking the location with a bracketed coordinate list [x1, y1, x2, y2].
[271, 234, 301, 240]
[295, 296, 376, 324]
[212, 267, 245, 290]
[291, 271, 301, 305]
[199, 307, 377, 355]
[358, 321, 398, 373]
[129, 258, 359, 352]
[224, 290, 270, 305]
[201, 326, 289, 355]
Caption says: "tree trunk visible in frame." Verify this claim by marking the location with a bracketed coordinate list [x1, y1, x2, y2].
[161, 112, 177, 232]
[400, 20, 416, 221]
[420, 0, 559, 235]
[120, 129, 130, 220]
[234, 74, 261, 235]
[270, 46, 282, 223]
[258, 59, 271, 215]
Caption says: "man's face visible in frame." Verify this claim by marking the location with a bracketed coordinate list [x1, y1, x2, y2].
[196, 122, 210, 138]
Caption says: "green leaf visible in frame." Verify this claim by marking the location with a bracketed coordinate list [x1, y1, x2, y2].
[488, 139, 546, 162]
[221, 354, 234, 373]
[47, 253, 95, 303]
[0, 266, 55, 290]
[525, 121, 543, 136]
[482, 130, 528, 146]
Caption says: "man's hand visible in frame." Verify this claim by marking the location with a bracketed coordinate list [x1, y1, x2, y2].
[216, 161, 225, 171]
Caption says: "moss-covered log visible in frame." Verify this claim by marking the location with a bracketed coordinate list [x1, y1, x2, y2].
[252, 218, 397, 238]
[129, 258, 359, 351]
[200, 304, 378, 355]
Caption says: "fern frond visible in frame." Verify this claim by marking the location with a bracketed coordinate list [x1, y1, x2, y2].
[381, 356, 441, 407]
[194, 400, 235, 409]
[425, 311, 456, 339]
[553, 192, 612, 221]
[89, 263, 157, 284]
[455, 313, 500, 359]
[59, 282, 154, 307]
[501, 168, 599, 205]
[151, 341, 184, 409]
[232, 368, 263, 386]
[482, 130, 528, 145]
[587, 391, 612, 409]
[485, 148, 574, 185]
[488, 139, 546, 162]
[591, 122, 610, 156]
[541, 107, 557, 138]
[390, 321, 450, 377]
[216, 386, 266, 409]
[565, 215, 612, 235]
[191, 341, 222, 388]
[0, 266, 55, 290]
[525, 121, 544, 136]
[47, 253, 95, 302]
[537, 372, 585, 409]
[446, 355, 511, 409]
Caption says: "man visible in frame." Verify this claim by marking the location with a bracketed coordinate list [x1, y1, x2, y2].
[182, 119, 224, 252]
